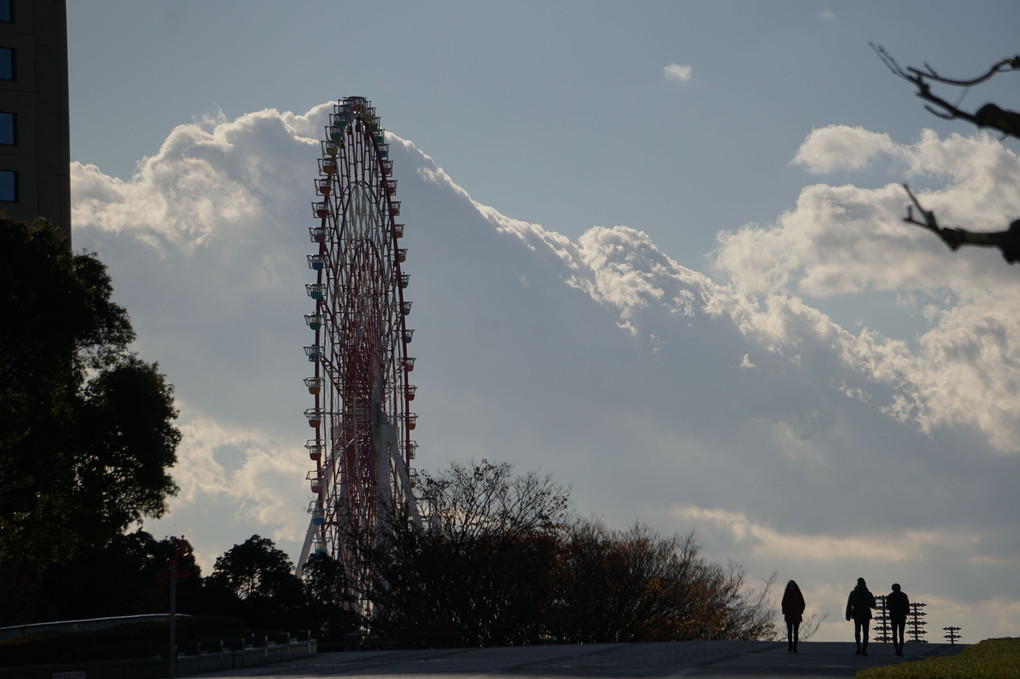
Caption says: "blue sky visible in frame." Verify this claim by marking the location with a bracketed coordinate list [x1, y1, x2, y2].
[71, 1, 1018, 267]
[67, 1, 1019, 643]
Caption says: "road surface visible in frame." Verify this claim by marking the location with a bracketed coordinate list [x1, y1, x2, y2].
[193, 640, 966, 679]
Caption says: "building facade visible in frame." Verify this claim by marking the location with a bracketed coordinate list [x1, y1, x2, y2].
[0, 0, 70, 238]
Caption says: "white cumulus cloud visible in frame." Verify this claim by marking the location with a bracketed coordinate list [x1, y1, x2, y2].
[792, 125, 902, 174]
[664, 63, 693, 82]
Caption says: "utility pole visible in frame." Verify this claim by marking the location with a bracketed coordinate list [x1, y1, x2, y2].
[908, 602, 927, 643]
[169, 558, 176, 679]
[872, 595, 891, 643]
[943, 626, 962, 645]
[159, 537, 193, 679]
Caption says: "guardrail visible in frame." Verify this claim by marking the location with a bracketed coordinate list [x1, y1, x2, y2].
[0, 631, 317, 679]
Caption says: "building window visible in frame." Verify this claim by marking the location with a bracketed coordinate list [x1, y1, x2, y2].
[0, 48, 12, 80]
[0, 112, 13, 144]
[0, 0, 10, 23]
[0, 170, 16, 201]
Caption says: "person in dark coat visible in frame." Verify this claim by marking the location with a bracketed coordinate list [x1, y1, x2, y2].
[781, 580, 806, 653]
[845, 577, 876, 655]
[887, 583, 910, 656]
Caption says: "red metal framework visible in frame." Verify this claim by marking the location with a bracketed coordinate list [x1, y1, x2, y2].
[297, 97, 419, 597]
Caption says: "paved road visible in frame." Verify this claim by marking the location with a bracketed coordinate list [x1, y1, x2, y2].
[193, 641, 967, 679]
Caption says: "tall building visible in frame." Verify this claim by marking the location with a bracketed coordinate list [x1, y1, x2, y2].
[0, 0, 70, 238]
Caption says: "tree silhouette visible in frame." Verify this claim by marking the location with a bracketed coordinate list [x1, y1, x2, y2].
[301, 551, 361, 641]
[1, 216, 180, 623]
[363, 461, 776, 647]
[873, 45, 1020, 263]
[203, 535, 305, 631]
[0, 530, 202, 626]
[365, 460, 570, 647]
[552, 519, 776, 643]
[206, 535, 302, 602]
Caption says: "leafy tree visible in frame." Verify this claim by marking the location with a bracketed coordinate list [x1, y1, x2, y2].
[553, 519, 685, 642]
[553, 519, 776, 643]
[203, 534, 305, 630]
[301, 551, 361, 641]
[0, 216, 180, 563]
[686, 557, 776, 641]
[302, 551, 349, 607]
[873, 46, 1020, 262]
[0, 530, 203, 626]
[366, 460, 571, 647]
[27, 531, 202, 623]
[362, 459, 775, 647]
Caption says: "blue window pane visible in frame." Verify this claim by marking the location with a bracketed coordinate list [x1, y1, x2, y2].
[0, 113, 13, 144]
[0, 170, 15, 201]
[0, 48, 11, 80]
[0, 0, 10, 23]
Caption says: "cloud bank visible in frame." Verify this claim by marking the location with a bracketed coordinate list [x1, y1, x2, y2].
[71, 106, 1020, 641]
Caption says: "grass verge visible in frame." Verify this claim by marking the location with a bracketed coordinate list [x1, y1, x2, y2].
[858, 638, 1020, 678]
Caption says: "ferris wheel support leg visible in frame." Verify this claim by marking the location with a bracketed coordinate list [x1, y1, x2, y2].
[372, 421, 421, 529]
[295, 517, 318, 577]
[392, 448, 422, 528]
[375, 423, 397, 543]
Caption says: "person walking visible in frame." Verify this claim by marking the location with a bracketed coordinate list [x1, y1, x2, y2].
[781, 580, 806, 653]
[845, 577, 876, 655]
[887, 583, 910, 656]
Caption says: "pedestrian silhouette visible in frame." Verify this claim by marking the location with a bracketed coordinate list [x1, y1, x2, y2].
[887, 583, 910, 656]
[781, 580, 806, 653]
[845, 577, 876, 655]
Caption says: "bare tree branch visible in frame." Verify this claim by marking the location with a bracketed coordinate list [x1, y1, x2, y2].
[908, 56, 1020, 88]
[901, 184, 1020, 263]
[872, 44, 1020, 139]
[791, 611, 829, 642]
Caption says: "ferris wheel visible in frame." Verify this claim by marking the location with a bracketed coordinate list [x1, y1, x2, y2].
[296, 97, 420, 592]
